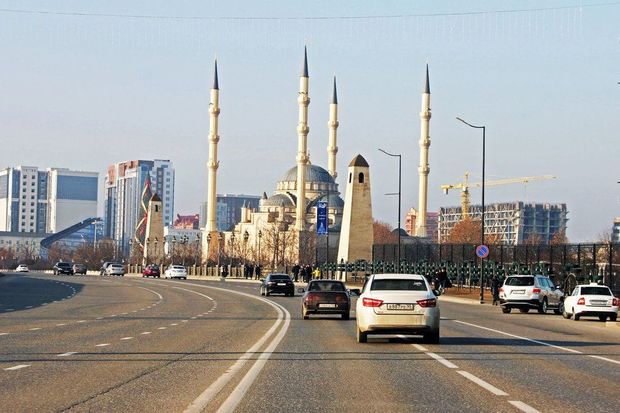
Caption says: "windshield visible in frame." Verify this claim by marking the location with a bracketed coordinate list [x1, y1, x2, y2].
[370, 278, 428, 291]
[269, 275, 290, 281]
[581, 287, 611, 296]
[505, 277, 534, 286]
[308, 281, 345, 292]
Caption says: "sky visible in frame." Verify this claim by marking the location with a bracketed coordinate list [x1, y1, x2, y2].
[0, 0, 619, 242]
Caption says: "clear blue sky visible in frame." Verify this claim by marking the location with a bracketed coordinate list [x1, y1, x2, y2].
[0, 1, 619, 241]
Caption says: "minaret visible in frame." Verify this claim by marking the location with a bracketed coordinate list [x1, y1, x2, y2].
[203, 60, 220, 260]
[144, 193, 164, 265]
[327, 76, 339, 179]
[295, 47, 310, 231]
[415, 64, 432, 237]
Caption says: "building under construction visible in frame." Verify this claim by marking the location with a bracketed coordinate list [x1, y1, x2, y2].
[439, 202, 568, 245]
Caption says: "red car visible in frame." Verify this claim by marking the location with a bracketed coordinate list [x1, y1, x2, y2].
[142, 264, 161, 278]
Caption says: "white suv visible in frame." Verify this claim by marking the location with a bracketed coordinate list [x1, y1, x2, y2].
[499, 275, 564, 314]
[563, 283, 618, 321]
[356, 274, 440, 344]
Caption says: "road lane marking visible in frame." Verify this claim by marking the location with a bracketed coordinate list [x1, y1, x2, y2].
[453, 320, 583, 354]
[158, 327, 167, 330]
[56, 323, 66, 326]
[427, 352, 458, 369]
[170, 323, 178, 326]
[25, 306, 32, 309]
[120, 337, 134, 340]
[77, 320, 87, 323]
[508, 401, 541, 413]
[0, 332, 9, 336]
[457, 371, 508, 396]
[589, 355, 620, 365]
[141, 332, 151, 335]
[29, 327, 42, 331]
[57, 352, 78, 357]
[4, 364, 30, 371]
[412, 344, 428, 352]
[95, 343, 110, 347]
[96, 317, 104, 320]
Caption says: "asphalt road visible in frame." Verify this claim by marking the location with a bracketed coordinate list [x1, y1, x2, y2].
[1, 273, 619, 413]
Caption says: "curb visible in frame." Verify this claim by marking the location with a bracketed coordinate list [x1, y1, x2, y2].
[439, 295, 487, 306]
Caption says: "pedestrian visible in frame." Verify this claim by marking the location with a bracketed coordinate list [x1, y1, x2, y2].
[304, 264, 312, 283]
[255, 264, 262, 280]
[222, 265, 229, 278]
[312, 266, 321, 279]
[491, 275, 501, 306]
[292, 263, 300, 282]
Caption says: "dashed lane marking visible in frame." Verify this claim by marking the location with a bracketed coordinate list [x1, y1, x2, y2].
[158, 327, 167, 330]
[457, 371, 508, 396]
[4, 364, 30, 371]
[77, 320, 87, 323]
[56, 323, 66, 326]
[95, 343, 111, 347]
[29, 327, 42, 331]
[170, 323, 178, 326]
[120, 337, 134, 340]
[57, 352, 78, 357]
[508, 401, 542, 413]
[427, 352, 458, 369]
[141, 332, 151, 335]
[589, 355, 620, 365]
[412, 343, 428, 352]
[0, 332, 9, 336]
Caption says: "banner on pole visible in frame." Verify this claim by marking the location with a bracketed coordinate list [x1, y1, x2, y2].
[316, 201, 328, 235]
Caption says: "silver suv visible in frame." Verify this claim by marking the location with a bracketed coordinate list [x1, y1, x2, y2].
[499, 275, 564, 314]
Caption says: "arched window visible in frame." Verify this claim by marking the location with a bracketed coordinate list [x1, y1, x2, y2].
[155, 205, 159, 212]
[358, 172, 365, 183]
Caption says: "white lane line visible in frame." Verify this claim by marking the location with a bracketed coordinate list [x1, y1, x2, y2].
[141, 331, 151, 335]
[95, 343, 110, 347]
[5, 309, 15, 312]
[29, 327, 42, 331]
[56, 323, 66, 326]
[453, 320, 583, 354]
[57, 352, 78, 357]
[158, 327, 167, 330]
[426, 352, 458, 369]
[589, 355, 620, 365]
[457, 371, 508, 396]
[109, 314, 117, 317]
[121, 312, 128, 315]
[95, 317, 104, 320]
[4, 364, 30, 371]
[170, 323, 178, 326]
[190, 317, 197, 319]
[181, 320, 188, 323]
[508, 401, 541, 413]
[120, 337, 134, 341]
[412, 344, 428, 352]
[77, 320, 87, 323]
[0, 332, 10, 336]
[25, 306, 32, 309]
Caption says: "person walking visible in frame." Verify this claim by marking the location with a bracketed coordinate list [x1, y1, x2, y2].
[292, 264, 300, 282]
[491, 275, 501, 306]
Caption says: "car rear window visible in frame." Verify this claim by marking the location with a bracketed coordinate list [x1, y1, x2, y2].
[270, 275, 290, 281]
[580, 287, 611, 296]
[370, 279, 427, 291]
[505, 277, 534, 286]
[58, 263, 71, 267]
[308, 282, 345, 292]
[173, 266, 185, 269]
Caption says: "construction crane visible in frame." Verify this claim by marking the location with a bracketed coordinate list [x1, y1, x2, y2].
[440, 173, 556, 219]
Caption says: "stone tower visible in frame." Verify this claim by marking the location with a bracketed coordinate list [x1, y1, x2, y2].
[415, 64, 432, 237]
[327, 76, 339, 179]
[203, 60, 221, 261]
[337, 155, 373, 264]
[144, 193, 164, 265]
[295, 47, 310, 232]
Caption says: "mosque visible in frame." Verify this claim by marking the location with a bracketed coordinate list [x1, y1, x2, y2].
[201, 48, 432, 268]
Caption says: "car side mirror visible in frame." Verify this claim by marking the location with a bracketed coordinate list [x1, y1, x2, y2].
[297, 288, 305, 293]
[348, 288, 361, 297]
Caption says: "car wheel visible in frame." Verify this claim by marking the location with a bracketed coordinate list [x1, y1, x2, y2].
[554, 301, 564, 315]
[574, 310, 580, 321]
[265, 290, 270, 296]
[538, 298, 548, 314]
[356, 327, 367, 343]
[341, 312, 350, 320]
[610, 314, 617, 322]
[562, 308, 572, 319]
[599, 315, 608, 322]
[502, 307, 511, 314]
[519, 308, 529, 313]
[423, 329, 440, 344]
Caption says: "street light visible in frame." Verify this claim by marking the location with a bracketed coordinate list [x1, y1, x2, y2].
[257, 230, 263, 268]
[243, 230, 249, 266]
[195, 234, 201, 266]
[229, 232, 236, 270]
[378, 148, 402, 267]
[217, 232, 223, 269]
[456, 116, 486, 304]
[172, 236, 177, 264]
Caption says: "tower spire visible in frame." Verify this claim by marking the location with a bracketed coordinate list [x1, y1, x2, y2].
[416, 64, 432, 237]
[213, 59, 219, 90]
[327, 76, 339, 179]
[295, 47, 310, 232]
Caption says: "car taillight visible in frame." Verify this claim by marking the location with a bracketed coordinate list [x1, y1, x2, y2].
[336, 294, 348, 303]
[612, 298, 618, 306]
[305, 293, 320, 302]
[417, 298, 437, 308]
[532, 288, 541, 294]
[577, 297, 585, 305]
[362, 297, 384, 307]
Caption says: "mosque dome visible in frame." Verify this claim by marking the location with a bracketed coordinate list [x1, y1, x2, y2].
[281, 165, 335, 184]
[262, 193, 295, 207]
[306, 193, 345, 210]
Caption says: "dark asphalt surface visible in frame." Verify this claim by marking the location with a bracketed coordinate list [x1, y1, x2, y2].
[1, 273, 619, 412]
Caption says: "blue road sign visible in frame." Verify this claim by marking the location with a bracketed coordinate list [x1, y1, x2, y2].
[316, 201, 328, 235]
[475, 244, 490, 259]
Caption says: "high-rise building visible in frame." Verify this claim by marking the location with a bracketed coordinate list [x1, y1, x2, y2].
[613, 217, 620, 243]
[104, 159, 174, 251]
[438, 202, 568, 245]
[214, 194, 260, 231]
[405, 208, 439, 242]
[0, 166, 98, 234]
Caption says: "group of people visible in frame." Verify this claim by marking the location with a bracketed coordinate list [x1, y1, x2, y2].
[291, 264, 320, 283]
[430, 267, 452, 292]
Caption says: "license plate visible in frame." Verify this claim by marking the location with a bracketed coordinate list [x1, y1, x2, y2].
[319, 304, 337, 308]
[277, 283, 286, 286]
[512, 290, 525, 295]
[386, 303, 414, 310]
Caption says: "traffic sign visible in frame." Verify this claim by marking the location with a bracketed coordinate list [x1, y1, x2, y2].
[475, 244, 490, 259]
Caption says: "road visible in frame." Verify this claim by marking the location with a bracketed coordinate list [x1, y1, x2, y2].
[1, 272, 618, 412]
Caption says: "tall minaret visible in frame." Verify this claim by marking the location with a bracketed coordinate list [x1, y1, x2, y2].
[295, 47, 310, 231]
[327, 76, 339, 179]
[203, 60, 220, 259]
[415, 64, 431, 237]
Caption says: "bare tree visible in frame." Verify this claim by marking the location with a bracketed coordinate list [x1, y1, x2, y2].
[373, 220, 398, 244]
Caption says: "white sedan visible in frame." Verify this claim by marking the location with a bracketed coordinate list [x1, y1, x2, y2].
[356, 273, 440, 343]
[563, 283, 618, 321]
[165, 265, 187, 280]
[15, 264, 29, 272]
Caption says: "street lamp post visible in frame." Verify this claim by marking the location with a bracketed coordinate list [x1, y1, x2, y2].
[171, 236, 177, 265]
[229, 232, 236, 273]
[243, 230, 249, 267]
[195, 234, 201, 266]
[217, 232, 223, 272]
[257, 230, 262, 268]
[378, 148, 402, 268]
[154, 238, 159, 268]
[456, 116, 486, 304]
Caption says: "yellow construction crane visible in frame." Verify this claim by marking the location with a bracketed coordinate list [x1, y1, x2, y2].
[441, 173, 556, 219]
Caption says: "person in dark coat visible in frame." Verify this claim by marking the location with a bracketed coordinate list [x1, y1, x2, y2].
[491, 275, 501, 305]
[292, 264, 300, 282]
